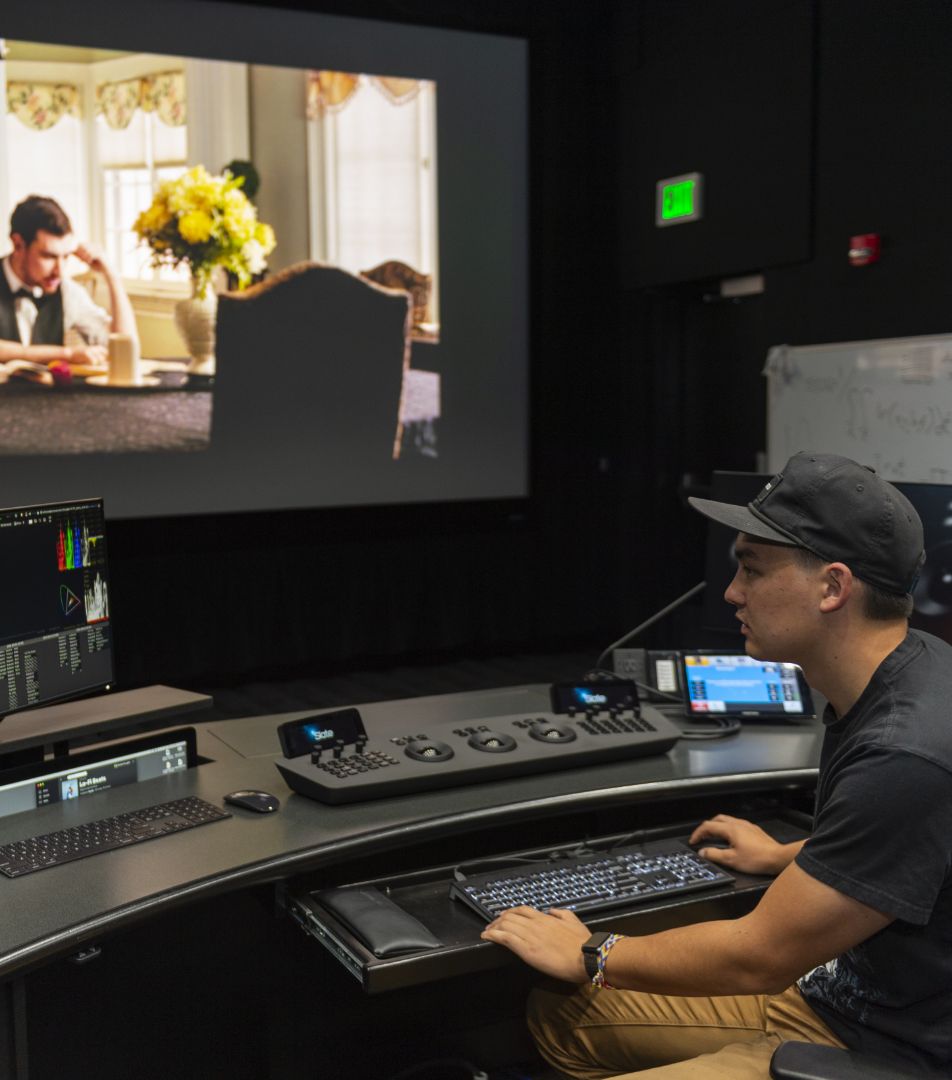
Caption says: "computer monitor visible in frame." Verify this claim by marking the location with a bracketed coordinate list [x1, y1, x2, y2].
[904, 483, 952, 646]
[0, 498, 114, 717]
[701, 470, 952, 648]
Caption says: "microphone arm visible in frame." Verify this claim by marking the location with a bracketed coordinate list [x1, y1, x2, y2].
[594, 581, 707, 671]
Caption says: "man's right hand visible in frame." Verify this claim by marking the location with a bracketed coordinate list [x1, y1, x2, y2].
[689, 814, 804, 876]
[66, 344, 108, 366]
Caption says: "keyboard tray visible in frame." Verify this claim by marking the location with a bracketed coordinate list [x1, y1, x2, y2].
[283, 816, 809, 994]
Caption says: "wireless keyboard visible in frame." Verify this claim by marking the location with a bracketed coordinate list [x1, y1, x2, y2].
[450, 838, 733, 921]
[0, 796, 231, 878]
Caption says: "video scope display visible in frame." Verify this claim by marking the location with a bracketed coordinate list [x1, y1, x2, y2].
[682, 653, 810, 717]
[0, 497, 113, 716]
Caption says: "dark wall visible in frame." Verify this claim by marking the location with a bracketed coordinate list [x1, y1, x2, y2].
[614, 0, 952, 639]
[109, 0, 952, 687]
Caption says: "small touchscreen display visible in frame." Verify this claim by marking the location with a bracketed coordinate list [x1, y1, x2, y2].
[277, 708, 367, 758]
[550, 681, 639, 714]
[680, 654, 814, 718]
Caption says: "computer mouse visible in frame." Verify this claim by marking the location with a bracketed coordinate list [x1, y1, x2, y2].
[224, 789, 280, 813]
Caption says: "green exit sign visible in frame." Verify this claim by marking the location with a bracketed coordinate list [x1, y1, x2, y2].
[656, 172, 703, 227]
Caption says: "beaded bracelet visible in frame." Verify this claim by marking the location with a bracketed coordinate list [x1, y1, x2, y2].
[591, 932, 623, 988]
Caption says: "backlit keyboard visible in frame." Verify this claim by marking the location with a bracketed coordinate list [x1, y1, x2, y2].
[451, 838, 733, 921]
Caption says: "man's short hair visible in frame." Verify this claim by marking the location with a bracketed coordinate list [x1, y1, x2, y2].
[791, 546, 914, 621]
[10, 196, 73, 246]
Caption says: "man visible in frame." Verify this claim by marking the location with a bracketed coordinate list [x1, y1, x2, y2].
[0, 195, 139, 366]
[483, 452, 952, 1078]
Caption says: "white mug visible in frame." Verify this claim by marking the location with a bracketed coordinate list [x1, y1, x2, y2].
[108, 333, 141, 385]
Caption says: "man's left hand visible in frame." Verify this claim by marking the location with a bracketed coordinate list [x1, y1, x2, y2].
[73, 243, 110, 275]
[480, 906, 591, 982]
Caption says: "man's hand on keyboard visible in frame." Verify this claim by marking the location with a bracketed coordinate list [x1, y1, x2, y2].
[689, 815, 805, 876]
[480, 905, 591, 983]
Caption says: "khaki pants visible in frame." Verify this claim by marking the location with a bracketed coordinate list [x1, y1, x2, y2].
[527, 981, 846, 1079]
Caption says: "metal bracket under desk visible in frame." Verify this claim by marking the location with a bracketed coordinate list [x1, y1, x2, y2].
[282, 814, 810, 994]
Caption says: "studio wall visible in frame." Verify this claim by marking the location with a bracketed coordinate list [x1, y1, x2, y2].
[103, 0, 951, 685]
[614, 0, 952, 638]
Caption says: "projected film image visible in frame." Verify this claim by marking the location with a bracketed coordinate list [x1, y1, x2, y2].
[0, 39, 440, 459]
[0, 2, 527, 518]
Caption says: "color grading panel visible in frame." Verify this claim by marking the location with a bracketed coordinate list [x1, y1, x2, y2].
[275, 705, 681, 804]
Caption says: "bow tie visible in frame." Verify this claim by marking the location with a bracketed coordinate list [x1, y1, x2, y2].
[14, 288, 46, 307]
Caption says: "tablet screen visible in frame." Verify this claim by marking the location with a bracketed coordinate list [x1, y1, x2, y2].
[681, 653, 814, 718]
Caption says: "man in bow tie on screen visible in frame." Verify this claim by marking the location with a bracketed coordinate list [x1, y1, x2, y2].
[0, 194, 139, 366]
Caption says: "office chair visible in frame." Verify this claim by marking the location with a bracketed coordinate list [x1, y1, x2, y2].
[770, 1040, 937, 1079]
[214, 261, 411, 467]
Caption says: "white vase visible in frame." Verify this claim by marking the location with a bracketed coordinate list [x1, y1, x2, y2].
[174, 283, 218, 375]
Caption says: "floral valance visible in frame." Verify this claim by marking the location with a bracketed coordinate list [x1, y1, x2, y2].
[95, 70, 186, 130]
[306, 71, 422, 118]
[7, 82, 81, 131]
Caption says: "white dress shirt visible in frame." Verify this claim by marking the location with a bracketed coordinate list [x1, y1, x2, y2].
[2, 256, 111, 347]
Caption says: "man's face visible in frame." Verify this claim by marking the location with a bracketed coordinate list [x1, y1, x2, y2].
[11, 229, 76, 293]
[723, 534, 823, 665]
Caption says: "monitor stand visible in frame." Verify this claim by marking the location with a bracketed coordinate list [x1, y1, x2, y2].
[0, 685, 212, 762]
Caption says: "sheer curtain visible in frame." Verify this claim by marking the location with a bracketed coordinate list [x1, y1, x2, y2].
[306, 72, 438, 309]
[4, 82, 88, 242]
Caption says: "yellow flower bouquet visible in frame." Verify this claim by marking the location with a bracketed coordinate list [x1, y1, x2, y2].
[133, 164, 276, 296]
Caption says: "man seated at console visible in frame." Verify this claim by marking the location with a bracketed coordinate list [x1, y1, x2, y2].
[483, 452, 951, 1078]
[0, 194, 139, 366]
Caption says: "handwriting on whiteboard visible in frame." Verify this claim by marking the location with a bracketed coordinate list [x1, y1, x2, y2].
[765, 336, 952, 482]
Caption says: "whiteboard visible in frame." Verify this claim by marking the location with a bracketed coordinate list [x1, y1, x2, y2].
[765, 334, 952, 483]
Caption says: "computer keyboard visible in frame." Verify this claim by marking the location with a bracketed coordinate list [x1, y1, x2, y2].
[0, 796, 231, 878]
[450, 838, 734, 921]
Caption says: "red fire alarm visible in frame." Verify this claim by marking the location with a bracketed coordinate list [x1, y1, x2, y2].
[848, 233, 881, 266]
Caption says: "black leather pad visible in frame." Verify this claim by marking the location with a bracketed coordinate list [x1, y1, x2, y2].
[769, 1041, 935, 1080]
[317, 886, 442, 957]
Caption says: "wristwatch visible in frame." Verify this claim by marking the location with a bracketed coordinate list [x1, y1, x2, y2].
[581, 931, 613, 980]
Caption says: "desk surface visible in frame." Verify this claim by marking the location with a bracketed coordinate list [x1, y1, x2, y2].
[0, 684, 823, 980]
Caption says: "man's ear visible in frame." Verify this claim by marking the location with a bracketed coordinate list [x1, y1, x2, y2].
[819, 562, 853, 613]
[10, 233, 24, 254]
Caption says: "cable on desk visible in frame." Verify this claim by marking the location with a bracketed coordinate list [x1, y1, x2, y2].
[678, 717, 743, 740]
[452, 844, 595, 882]
[605, 828, 649, 852]
[646, 701, 742, 740]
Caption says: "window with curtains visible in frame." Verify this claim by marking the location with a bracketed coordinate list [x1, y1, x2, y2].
[306, 71, 439, 335]
[96, 71, 188, 285]
[2, 61, 188, 290]
[5, 81, 88, 240]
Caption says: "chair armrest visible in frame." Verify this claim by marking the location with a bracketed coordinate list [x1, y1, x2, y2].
[770, 1041, 933, 1080]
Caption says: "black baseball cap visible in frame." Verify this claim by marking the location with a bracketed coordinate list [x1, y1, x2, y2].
[689, 451, 925, 597]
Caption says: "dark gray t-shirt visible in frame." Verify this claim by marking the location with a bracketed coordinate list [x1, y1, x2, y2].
[797, 629, 952, 1073]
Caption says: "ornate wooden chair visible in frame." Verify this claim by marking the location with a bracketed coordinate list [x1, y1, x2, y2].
[359, 260, 432, 330]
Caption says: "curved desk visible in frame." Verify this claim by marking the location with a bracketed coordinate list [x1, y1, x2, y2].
[0, 684, 823, 1078]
